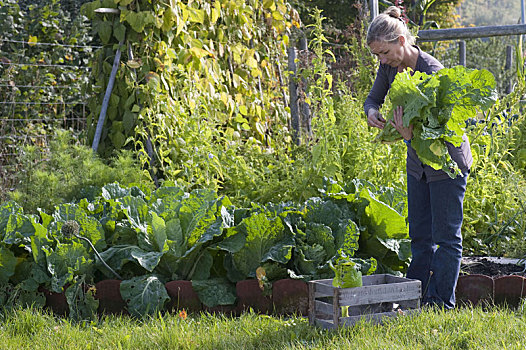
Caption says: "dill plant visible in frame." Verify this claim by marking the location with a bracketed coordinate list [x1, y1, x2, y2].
[8, 129, 151, 214]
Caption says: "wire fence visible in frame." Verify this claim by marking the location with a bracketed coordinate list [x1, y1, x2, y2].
[0, 37, 97, 198]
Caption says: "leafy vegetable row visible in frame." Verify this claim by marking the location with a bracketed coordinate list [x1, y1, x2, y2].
[0, 180, 410, 318]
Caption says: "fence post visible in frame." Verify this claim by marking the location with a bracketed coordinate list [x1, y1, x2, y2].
[505, 45, 513, 94]
[298, 35, 312, 139]
[288, 44, 300, 145]
[370, 0, 379, 20]
[459, 40, 466, 67]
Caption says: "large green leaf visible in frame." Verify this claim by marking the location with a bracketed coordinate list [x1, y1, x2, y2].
[52, 204, 106, 251]
[120, 275, 170, 318]
[377, 66, 497, 177]
[44, 242, 92, 293]
[2, 213, 35, 245]
[98, 245, 164, 273]
[191, 278, 237, 307]
[360, 188, 408, 240]
[0, 246, 17, 284]
[0, 201, 24, 238]
[29, 222, 51, 263]
[232, 212, 294, 278]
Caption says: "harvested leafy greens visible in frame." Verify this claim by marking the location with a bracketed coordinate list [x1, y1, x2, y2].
[376, 66, 498, 178]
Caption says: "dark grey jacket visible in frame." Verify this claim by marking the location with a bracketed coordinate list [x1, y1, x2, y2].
[363, 46, 472, 182]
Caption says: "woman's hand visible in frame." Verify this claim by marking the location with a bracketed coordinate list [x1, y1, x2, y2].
[367, 109, 386, 129]
[390, 105, 413, 141]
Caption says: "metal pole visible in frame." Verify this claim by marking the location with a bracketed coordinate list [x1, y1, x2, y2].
[91, 44, 122, 152]
[91, 8, 121, 153]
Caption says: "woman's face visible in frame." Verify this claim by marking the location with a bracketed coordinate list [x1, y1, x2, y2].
[368, 38, 405, 67]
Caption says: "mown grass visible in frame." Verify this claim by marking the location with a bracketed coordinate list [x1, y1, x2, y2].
[2, 304, 526, 350]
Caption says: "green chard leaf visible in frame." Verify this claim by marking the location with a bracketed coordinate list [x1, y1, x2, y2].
[376, 66, 497, 177]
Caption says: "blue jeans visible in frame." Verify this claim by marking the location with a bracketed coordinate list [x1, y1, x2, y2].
[406, 172, 468, 309]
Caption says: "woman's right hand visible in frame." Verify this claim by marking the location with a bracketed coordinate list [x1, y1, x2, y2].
[367, 109, 386, 129]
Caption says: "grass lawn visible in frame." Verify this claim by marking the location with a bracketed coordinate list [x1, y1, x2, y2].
[1, 305, 526, 349]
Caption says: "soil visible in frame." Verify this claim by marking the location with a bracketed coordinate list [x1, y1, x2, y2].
[460, 257, 525, 277]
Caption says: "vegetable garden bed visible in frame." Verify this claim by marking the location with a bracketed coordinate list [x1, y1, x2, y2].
[40, 278, 309, 317]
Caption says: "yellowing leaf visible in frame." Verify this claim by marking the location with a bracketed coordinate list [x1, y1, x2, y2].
[272, 10, 284, 21]
[220, 92, 229, 106]
[211, 1, 221, 24]
[282, 34, 289, 47]
[127, 59, 143, 69]
[189, 47, 211, 59]
[28, 35, 38, 46]
[430, 140, 447, 156]
[245, 55, 258, 69]
[263, 0, 276, 11]
[239, 105, 248, 116]
[326, 74, 333, 89]
[188, 7, 205, 23]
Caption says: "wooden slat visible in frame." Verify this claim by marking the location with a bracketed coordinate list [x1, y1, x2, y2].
[362, 274, 387, 286]
[308, 281, 315, 325]
[385, 275, 417, 284]
[397, 298, 421, 310]
[333, 288, 340, 327]
[310, 280, 334, 298]
[314, 318, 335, 329]
[417, 24, 526, 42]
[341, 311, 398, 326]
[338, 282, 421, 306]
[314, 300, 334, 316]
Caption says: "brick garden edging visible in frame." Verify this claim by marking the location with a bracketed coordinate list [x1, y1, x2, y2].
[41, 274, 526, 317]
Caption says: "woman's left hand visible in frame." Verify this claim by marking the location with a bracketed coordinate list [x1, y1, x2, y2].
[390, 105, 413, 141]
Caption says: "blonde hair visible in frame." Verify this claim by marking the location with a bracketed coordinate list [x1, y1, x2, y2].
[366, 6, 415, 45]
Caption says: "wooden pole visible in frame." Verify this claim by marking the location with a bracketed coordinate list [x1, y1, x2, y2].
[505, 45, 513, 94]
[370, 0, 379, 20]
[418, 24, 526, 42]
[298, 36, 312, 139]
[458, 41, 466, 67]
[288, 45, 300, 145]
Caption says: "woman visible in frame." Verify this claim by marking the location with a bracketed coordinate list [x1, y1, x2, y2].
[363, 6, 472, 309]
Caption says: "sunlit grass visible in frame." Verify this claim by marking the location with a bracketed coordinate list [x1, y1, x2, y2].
[1, 304, 526, 349]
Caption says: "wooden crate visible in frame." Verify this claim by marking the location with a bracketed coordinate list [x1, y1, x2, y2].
[308, 274, 421, 328]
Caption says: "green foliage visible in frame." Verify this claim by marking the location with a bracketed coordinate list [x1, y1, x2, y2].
[438, 36, 519, 98]
[459, 46, 526, 256]
[120, 275, 170, 318]
[459, 0, 521, 26]
[0, 180, 411, 317]
[82, 0, 293, 166]
[377, 66, 498, 177]
[0, 0, 93, 124]
[288, 0, 364, 29]
[8, 129, 151, 214]
[330, 259, 363, 289]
